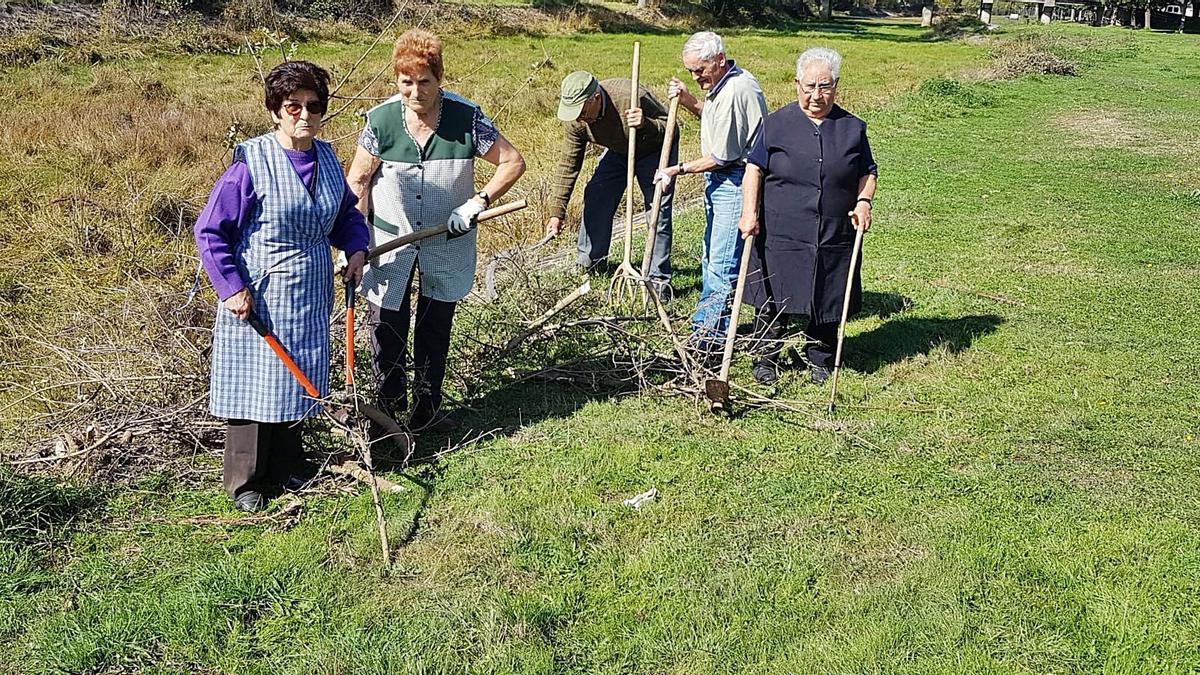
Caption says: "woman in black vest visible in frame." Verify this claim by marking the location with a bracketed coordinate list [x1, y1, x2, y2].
[737, 47, 878, 385]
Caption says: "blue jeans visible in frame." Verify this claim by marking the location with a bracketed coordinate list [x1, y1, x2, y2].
[577, 141, 678, 282]
[690, 165, 745, 342]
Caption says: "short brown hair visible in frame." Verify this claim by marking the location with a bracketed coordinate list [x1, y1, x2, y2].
[392, 29, 444, 81]
[263, 60, 330, 114]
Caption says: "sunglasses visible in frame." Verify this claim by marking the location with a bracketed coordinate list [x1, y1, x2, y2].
[282, 100, 327, 116]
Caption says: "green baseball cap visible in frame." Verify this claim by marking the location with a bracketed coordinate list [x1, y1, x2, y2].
[557, 71, 599, 122]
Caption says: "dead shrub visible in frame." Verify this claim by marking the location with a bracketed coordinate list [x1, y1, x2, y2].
[989, 47, 1077, 79]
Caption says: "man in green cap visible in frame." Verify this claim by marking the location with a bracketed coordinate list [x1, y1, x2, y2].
[547, 70, 678, 299]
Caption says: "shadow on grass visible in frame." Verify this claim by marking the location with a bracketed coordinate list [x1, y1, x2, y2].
[0, 470, 102, 552]
[848, 314, 1003, 373]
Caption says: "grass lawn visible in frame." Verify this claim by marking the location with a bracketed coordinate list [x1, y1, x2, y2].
[4, 20, 1200, 674]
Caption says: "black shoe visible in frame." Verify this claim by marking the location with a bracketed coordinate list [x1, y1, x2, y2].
[752, 359, 779, 385]
[281, 467, 317, 492]
[649, 280, 673, 306]
[233, 490, 266, 513]
[810, 365, 832, 385]
[409, 408, 460, 434]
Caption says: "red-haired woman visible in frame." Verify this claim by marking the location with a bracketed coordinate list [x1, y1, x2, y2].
[347, 29, 525, 432]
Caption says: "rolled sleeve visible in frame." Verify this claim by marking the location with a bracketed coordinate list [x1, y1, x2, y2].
[474, 107, 499, 157]
[358, 123, 380, 157]
[746, 124, 768, 170]
[860, 125, 878, 177]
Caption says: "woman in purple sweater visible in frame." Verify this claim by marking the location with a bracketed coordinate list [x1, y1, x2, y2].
[193, 61, 369, 513]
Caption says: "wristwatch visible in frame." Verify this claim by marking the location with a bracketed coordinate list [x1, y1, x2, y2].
[476, 190, 491, 207]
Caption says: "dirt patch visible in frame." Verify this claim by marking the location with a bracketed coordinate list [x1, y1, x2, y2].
[1052, 109, 1199, 157]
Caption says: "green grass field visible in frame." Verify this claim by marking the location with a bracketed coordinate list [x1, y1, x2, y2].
[4, 18, 1200, 674]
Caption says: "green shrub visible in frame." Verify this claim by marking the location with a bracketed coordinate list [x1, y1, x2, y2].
[917, 76, 995, 108]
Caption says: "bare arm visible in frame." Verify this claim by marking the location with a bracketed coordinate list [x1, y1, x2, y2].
[346, 146, 381, 218]
[737, 163, 763, 237]
[852, 173, 878, 231]
[476, 133, 525, 204]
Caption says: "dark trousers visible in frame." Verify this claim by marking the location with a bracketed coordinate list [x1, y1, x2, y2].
[753, 307, 839, 370]
[224, 419, 303, 497]
[367, 271, 457, 421]
[578, 140, 678, 281]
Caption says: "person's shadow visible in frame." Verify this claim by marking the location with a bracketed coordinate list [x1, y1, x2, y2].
[849, 313, 1004, 373]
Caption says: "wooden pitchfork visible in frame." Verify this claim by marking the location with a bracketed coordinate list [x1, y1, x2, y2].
[608, 41, 643, 305]
[638, 93, 681, 305]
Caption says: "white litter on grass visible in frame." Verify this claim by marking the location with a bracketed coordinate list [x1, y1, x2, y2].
[622, 488, 657, 509]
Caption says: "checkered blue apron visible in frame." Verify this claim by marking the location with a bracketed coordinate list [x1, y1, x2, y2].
[208, 134, 341, 422]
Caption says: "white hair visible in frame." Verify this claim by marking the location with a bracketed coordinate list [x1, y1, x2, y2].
[683, 31, 725, 62]
[796, 47, 842, 81]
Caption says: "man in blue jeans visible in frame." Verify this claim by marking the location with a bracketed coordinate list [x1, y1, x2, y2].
[656, 31, 767, 349]
[546, 71, 678, 301]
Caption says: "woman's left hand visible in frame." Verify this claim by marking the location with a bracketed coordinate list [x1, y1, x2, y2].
[342, 250, 366, 286]
[850, 201, 872, 232]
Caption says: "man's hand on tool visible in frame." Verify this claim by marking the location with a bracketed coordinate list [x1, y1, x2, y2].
[342, 250, 366, 286]
[654, 164, 680, 189]
[625, 106, 643, 129]
[850, 200, 872, 232]
[223, 288, 254, 321]
[448, 197, 486, 235]
[545, 216, 564, 239]
[667, 78, 696, 108]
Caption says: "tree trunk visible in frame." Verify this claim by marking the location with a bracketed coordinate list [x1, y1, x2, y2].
[822, 0, 832, 20]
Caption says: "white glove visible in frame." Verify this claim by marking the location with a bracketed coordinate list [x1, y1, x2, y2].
[447, 198, 486, 236]
[653, 170, 673, 189]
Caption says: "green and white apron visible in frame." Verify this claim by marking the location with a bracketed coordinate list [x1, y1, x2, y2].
[359, 91, 487, 308]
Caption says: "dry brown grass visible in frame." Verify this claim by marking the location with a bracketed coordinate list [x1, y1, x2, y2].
[1051, 108, 1200, 157]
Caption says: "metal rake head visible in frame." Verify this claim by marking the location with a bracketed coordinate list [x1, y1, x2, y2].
[606, 262, 643, 307]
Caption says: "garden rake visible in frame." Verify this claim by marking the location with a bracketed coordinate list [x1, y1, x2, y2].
[608, 41, 643, 306]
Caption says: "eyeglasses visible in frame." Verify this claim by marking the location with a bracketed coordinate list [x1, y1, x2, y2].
[282, 100, 327, 116]
[797, 80, 837, 94]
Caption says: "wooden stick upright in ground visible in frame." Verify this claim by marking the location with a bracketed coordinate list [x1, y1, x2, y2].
[608, 42, 643, 305]
[704, 234, 755, 412]
[638, 94, 681, 295]
[344, 280, 392, 568]
[827, 222, 866, 415]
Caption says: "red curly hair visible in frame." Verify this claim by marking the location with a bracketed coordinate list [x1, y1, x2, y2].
[392, 29, 444, 81]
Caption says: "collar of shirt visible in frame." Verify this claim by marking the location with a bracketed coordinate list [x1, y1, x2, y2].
[706, 60, 743, 100]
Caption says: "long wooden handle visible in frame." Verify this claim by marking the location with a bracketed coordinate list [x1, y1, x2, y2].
[640, 95, 681, 279]
[623, 42, 641, 259]
[718, 234, 755, 382]
[367, 199, 528, 262]
[828, 224, 866, 411]
[247, 310, 321, 399]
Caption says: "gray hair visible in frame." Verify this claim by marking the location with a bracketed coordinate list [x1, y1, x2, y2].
[796, 47, 842, 81]
[683, 31, 725, 62]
